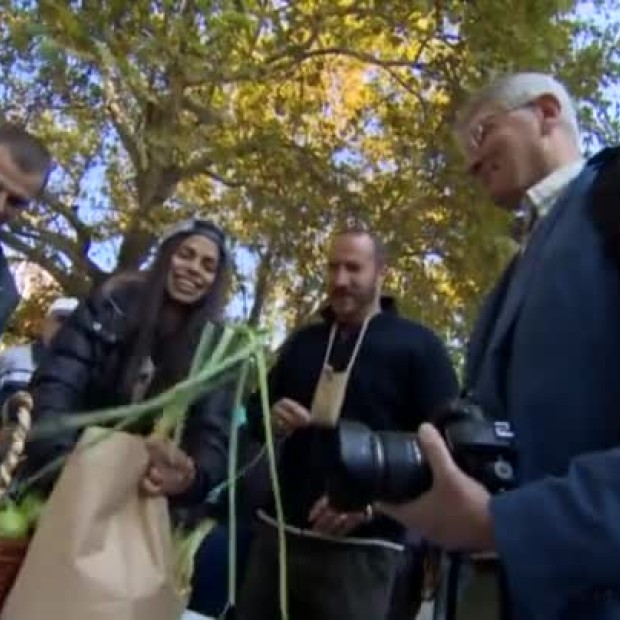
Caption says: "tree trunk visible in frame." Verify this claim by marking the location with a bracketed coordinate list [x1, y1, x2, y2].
[248, 251, 274, 326]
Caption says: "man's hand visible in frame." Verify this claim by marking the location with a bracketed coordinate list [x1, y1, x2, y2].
[376, 423, 496, 552]
[308, 495, 370, 537]
[272, 398, 311, 436]
[140, 437, 196, 497]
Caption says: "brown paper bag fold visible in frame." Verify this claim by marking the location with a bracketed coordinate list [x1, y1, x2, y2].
[2, 427, 185, 620]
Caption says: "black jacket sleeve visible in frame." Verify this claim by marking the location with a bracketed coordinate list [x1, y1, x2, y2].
[26, 290, 119, 475]
[175, 380, 235, 505]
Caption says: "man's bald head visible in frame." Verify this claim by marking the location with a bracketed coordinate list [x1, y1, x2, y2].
[326, 228, 387, 325]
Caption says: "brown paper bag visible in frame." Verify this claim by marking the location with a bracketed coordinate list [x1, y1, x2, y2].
[2, 427, 185, 620]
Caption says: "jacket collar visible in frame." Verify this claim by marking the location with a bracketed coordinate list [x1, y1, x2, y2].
[319, 295, 398, 323]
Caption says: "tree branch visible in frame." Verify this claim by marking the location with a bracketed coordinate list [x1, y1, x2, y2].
[94, 41, 143, 169]
[180, 157, 244, 187]
[261, 18, 322, 67]
[0, 231, 89, 294]
[181, 96, 223, 125]
[271, 46, 427, 71]
[248, 250, 274, 326]
[116, 225, 157, 271]
[40, 190, 92, 248]
[9, 224, 103, 282]
[288, 283, 323, 330]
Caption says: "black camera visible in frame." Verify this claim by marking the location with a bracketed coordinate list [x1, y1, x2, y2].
[325, 399, 517, 512]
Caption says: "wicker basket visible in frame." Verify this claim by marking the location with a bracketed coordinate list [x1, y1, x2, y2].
[0, 392, 33, 608]
[0, 536, 29, 604]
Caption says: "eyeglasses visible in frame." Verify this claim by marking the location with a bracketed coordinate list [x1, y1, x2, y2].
[466, 102, 533, 151]
[0, 180, 30, 210]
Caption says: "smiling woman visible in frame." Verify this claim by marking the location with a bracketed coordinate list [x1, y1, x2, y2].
[22, 218, 234, 518]
[167, 235, 221, 305]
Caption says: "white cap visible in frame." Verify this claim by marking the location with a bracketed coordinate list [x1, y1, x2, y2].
[46, 297, 79, 317]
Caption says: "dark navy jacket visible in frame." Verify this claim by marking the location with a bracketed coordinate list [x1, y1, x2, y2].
[0, 245, 20, 339]
[467, 154, 620, 620]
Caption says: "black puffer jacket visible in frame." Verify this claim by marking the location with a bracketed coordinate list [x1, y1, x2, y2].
[25, 277, 234, 515]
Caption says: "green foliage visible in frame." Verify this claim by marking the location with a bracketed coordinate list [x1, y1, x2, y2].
[2, 279, 61, 347]
[0, 0, 618, 347]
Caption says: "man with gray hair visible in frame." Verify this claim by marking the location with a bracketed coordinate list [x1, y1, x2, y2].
[377, 72, 620, 620]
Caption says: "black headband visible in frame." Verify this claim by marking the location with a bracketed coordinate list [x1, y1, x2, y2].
[159, 218, 229, 260]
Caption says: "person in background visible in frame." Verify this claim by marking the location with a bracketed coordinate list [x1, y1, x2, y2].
[0, 123, 53, 337]
[238, 226, 459, 620]
[0, 297, 78, 410]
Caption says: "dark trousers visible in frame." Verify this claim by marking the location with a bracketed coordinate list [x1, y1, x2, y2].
[188, 523, 254, 617]
[237, 523, 402, 620]
[455, 560, 512, 620]
[387, 544, 426, 620]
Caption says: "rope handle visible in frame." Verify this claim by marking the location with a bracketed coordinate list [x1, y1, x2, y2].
[0, 392, 33, 503]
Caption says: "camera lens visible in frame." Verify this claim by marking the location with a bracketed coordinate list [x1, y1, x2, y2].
[379, 432, 432, 503]
[326, 420, 432, 511]
[325, 420, 382, 511]
[325, 399, 517, 511]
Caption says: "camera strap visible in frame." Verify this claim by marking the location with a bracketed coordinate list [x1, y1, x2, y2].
[438, 552, 513, 620]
